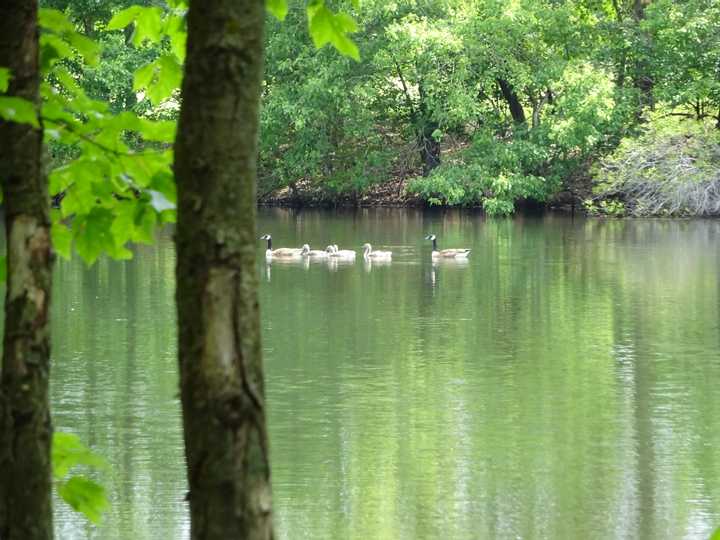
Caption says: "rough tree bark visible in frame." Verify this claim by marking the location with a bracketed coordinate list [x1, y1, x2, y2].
[174, 0, 273, 539]
[0, 1, 54, 539]
[497, 78, 526, 125]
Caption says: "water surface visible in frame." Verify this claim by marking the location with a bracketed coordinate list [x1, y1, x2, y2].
[49, 209, 720, 539]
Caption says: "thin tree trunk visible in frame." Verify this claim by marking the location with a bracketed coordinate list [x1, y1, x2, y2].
[0, 1, 54, 539]
[418, 121, 441, 176]
[632, 0, 654, 110]
[174, 0, 273, 538]
[418, 82, 440, 176]
[497, 78, 526, 125]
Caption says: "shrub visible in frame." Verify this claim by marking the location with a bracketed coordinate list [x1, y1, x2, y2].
[592, 114, 720, 216]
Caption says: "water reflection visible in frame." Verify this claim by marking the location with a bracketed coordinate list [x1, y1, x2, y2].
[44, 210, 720, 540]
[362, 257, 392, 273]
[51, 239, 187, 540]
[326, 257, 356, 272]
[268, 256, 310, 269]
[429, 258, 471, 289]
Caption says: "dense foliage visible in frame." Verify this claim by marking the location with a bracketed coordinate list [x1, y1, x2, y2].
[5, 0, 718, 218]
[259, 0, 720, 213]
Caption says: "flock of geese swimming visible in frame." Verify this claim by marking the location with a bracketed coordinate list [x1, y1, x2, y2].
[259, 233, 471, 261]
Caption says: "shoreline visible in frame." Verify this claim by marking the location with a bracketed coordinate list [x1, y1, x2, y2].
[258, 177, 581, 214]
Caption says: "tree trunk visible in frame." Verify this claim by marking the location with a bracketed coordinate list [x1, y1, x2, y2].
[497, 78, 526, 125]
[0, 1, 54, 540]
[174, 0, 273, 539]
[418, 121, 441, 176]
[631, 0, 654, 111]
[418, 82, 440, 176]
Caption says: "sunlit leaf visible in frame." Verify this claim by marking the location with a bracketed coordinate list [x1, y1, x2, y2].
[51, 215, 73, 260]
[52, 432, 108, 479]
[307, 3, 360, 61]
[134, 205, 158, 244]
[139, 118, 177, 142]
[0, 96, 39, 127]
[67, 33, 101, 66]
[0, 68, 10, 92]
[40, 34, 74, 63]
[107, 6, 143, 30]
[131, 7, 164, 46]
[133, 55, 182, 105]
[149, 170, 176, 203]
[74, 207, 133, 264]
[133, 62, 155, 92]
[57, 476, 109, 525]
[267, 0, 289, 21]
[52, 67, 84, 97]
[167, 14, 187, 61]
[38, 8, 75, 34]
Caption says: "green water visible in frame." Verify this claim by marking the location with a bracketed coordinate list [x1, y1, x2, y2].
[50, 209, 720, 539]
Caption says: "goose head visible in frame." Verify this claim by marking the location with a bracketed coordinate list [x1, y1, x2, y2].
[260, 234, 272, 240]
[424, 234, 436, 241]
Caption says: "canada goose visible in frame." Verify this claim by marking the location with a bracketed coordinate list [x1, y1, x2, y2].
[330, 244, 356, 259]
[425, 234, 470, 259]
[362, 243, 392, 259]
[260, 234, 304, 258]
[301, 244, 329, 258]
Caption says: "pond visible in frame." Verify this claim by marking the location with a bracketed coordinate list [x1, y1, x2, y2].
[50, 208, 720, 539]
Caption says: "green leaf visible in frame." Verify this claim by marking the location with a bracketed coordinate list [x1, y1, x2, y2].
[49, 159, 106, 201]
[131, 7, 164, 46]
[110, 200, 138, 246]
[75, 207, 129, 264]
[133, 204, 158, 244]
[0, 68, 10, 92]
[133, 55, 182, 105]
[67, 33, 101, 66]
[138, 118, 177, 142]
[52, 432, 108, 479]
[38, 8, 75, 34]
[267, 0, 289, 21]
[133, 62, 155, 92]
[0, 96, 39, 127]
[107, 6, 143, 30]
[166, 14, 187, 61]
[710, 527, 720, 540]
[51, 216, 73, 260]
[149, 170, 176, 203]
[307, 3, 360, 61]
[40, 34, 74, 63]
[57, 476, 109, 524]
